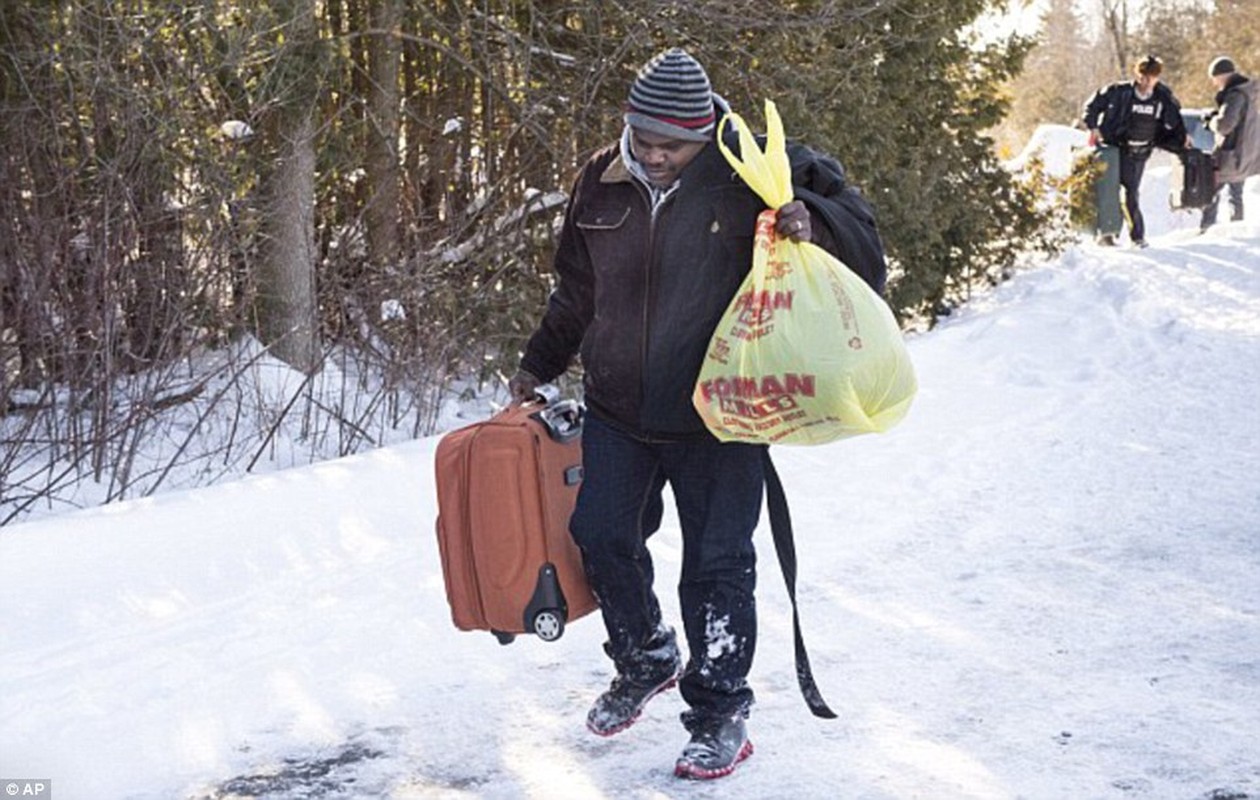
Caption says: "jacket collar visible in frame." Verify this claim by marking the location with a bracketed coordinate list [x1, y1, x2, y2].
[1216, 73, 1250, 104]
[1127, 80, 1171, 100]
[600, 153, 634, 185]
[600, 136, 732, 192]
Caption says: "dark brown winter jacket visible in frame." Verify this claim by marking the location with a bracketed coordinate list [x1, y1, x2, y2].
[519, 132, 887, 439]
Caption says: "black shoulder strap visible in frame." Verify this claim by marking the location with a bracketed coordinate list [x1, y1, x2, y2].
[762, 449, 837, 719]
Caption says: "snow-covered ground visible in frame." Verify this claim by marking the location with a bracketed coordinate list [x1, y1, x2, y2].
[2, 176, 1259, 799]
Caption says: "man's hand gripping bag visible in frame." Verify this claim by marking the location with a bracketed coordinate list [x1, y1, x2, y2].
[692, 101, 917, 445]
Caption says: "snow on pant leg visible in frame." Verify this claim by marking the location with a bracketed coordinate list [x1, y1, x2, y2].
[569, 414, 669, 670]
[662, 438, 765, 720]
[1202, 181, 1245, 227]
[1119, 148, 1149, 242]
[1202, 186, 1222, 228]
[1228, 181, 1245, 221]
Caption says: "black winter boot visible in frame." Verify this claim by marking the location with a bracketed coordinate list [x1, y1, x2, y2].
[586, 666, 682, 736]
[674, 713, 753, 780]
[587, 630, 683, 737]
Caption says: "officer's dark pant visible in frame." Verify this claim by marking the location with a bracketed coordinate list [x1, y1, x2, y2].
[1119, 146, 1153, 243]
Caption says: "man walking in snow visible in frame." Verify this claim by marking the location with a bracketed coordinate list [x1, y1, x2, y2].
[1082, 54, 1190, 247]
[508, 48, 885, 779]
[1200, 56, 1260, 231]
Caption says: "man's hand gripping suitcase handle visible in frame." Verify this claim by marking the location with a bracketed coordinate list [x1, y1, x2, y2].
[508, 370, 581, 442]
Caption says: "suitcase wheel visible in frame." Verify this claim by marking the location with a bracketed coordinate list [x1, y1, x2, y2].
[526, 563, 570, 642]
[531, 609, 566, 642]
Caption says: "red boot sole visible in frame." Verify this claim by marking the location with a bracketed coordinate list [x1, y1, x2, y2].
[674, 739, 754, 780]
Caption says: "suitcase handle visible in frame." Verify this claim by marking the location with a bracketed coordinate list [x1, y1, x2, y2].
[531, 399, 583, 443]
[530, 383, 561, 406]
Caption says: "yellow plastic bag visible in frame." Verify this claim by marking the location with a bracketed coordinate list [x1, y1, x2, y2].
[692, 100, 917, 445]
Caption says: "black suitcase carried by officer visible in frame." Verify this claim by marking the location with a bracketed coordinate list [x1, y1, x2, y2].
[1170, 148, 1215, 210]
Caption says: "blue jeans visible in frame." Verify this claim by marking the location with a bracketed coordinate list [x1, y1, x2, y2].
[570, 413, 765, 719]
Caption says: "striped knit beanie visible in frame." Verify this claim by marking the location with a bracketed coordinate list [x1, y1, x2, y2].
[625, 48, 716, 142]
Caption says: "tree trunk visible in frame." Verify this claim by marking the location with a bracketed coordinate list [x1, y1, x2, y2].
[256, 0, 321, 374]
[365, 0, 401, 269]
[1102, 0, 1130, 74]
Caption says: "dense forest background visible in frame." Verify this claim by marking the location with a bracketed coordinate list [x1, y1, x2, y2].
[1, 0, 1256, 519]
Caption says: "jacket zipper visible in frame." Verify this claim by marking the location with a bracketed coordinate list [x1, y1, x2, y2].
[635, 182, 654, 425]
[638, 184, 674, 430]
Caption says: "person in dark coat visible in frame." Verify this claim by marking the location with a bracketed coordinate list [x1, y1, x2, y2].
[1201, 56, 1260, 230]
[1082, 54, 1191, 247]
[508, 48, 885, 780]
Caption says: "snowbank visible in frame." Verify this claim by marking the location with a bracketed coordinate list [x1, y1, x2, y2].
[1006, 124, 1090, 178]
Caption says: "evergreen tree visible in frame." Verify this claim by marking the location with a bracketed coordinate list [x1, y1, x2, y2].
[597, 0, 1059, 318]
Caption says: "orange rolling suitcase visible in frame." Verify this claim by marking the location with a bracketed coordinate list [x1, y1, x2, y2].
[434, 393, 597, 643]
